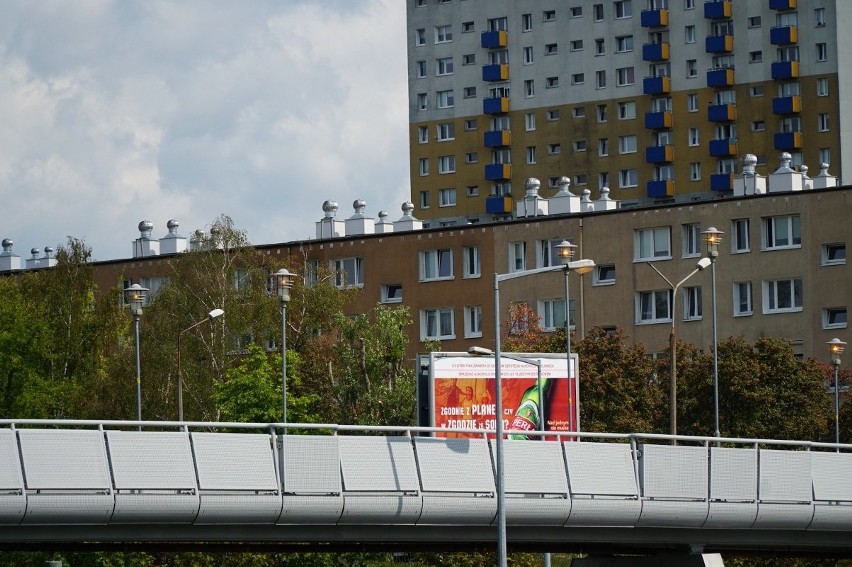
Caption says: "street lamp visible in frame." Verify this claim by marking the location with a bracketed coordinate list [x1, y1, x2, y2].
[272, 268, 296, 424]
[123, 283, 148, 431]
[555, 240, 595, 390]
[702, 227, 724, 441]
[177, 308, 224, 421]
[827, 338, 846, 450]
[646, 257, 711, 439]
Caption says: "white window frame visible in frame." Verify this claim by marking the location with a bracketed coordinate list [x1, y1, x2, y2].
[614, 0, 633, 19]
[438, 155, 456, 174]
[381, 283, 403, 304]
[687, 93, 698, 112]
[821, 243, 846, 266]
[436, 123, 454, 141]
[435, 25, 452, 44]
[421, 307, 455, 340]
[682, 223, 701, 258]
[539, 298, 571, 331]
[418, 126, 428, 144]
[420, 249, 454, 281]
[436, 57, 453, 76]
[733, 282, 753, 316]
[732, 218, 750, 253]
[634, 227, 672, 262]
[619, 168, 638, 188]
[822, 307, 848, 330]
[618, 135, 637, 154]
[333, 257, 364, 289]
[436, 90, 454, 109]
[615, 36, 633, 53]
[683, 286, 703, 321]
[509, 241, 526, 272]
[535, 238, 563, 268]
[762, 215, 801, 250]
[464, 305, 483, 338]
[617, 101, 636, 119]
[462, 246, 481, 278]
[762, 278, 803, 314]
[593, 264, 616, 286]
[439, 188, 456, 207]
[636, 290, 672, 324]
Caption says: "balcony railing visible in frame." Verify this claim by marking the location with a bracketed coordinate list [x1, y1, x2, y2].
[483, 97, 509, 115]
[774, 131, 803, 150]
[769, 0, 797, 10]
[645, 111, 673, 129]
[705, 34, 734, 53]
[708, 103, 737, 122]
[709, 139, 737, 157]
[642, 42, 670, 61]
[643, 75, 671, 94]
[772, 96, 802, 115]
[485, 163, 512, 180]
[771, 61, 799, 79]
[645, 145, 674, 163]
[481, 30, 508, 49]
[641, 9, 669, 27]
[770, 26, 798, 45]
[482, 64, 509, 82]
[704, 1, 732, 19]
[710, 172, 734, 191]
[647, 179, 674, 198]
[484, 130, 511, 147]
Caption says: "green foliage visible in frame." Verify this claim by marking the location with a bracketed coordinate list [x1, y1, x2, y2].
[214, 344, 284, 423]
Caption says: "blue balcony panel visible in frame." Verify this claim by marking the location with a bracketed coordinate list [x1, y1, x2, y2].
[644, 111, 673, 129]
[641, 9, 669, 27]
[481, 30, 508, 49]
[710, 173, 734, 191]
[709, 139, 737, 156]
[769, 0, 797, 10]
[645, 145, 674, 163]
[647, 179, 674, 198]
[772, 96, 801, 115]
[704, 1, 732, 20]
[483, 97, 509, 115]
[707, 67, 735, 87]
[643, 76, 671, 94]
[482, 64, 509, 82]
[771, 61, 799, 79]
[708, 104, 736, 122]
[770, 26, 798, 45]
[774, 131, 803, 150]
[705, 34, 733, 53]
[486, 195, 512, 214]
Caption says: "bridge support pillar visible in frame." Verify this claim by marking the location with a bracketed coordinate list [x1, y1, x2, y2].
[572, 554, 724, 567]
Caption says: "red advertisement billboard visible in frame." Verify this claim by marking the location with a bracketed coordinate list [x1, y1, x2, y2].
[430, 353, 579, 439]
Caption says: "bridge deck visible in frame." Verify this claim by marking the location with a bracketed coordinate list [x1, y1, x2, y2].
[1, 420, 851, 554]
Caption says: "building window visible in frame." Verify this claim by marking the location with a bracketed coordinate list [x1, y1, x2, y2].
[416, 60, 427, 78]
[462, 246, 481, 278]
[465, 152, 478, 164]
[415, 28, 426, 46]
[683, 287, 702, 321]
[464, 119, 477, 131]
[596, 70, 607, 88]
[463, 86, 476, 99]
[524, 79, 535, 97]
[732, 219, 750, 253]
[823, 308, 848, 330]
[418, 126, 428, 144]
[684, 0, 695, 8]
[816, 43, 828, 62]
[548, 143, 561, 155]
[686, 59, 697, 77]
[687, 93, 698, 112]
[535, 238, 563, 268]
[637, 290, 671, 324]
[461, 21, 475, 33]
[435, 25, 452, 44]
[818, 113, 830, 132]
[634, 227, 671, 261]
[748, 16, 761, 28]
[509, 241, 526, 272]
[417, 93, 428, 111]
[438, 155, 456, 174]
[571, 73, 585, 85]
[436, 122, 455, 141]
[689, 162, 701, 181]
[817, 78, 829, 97]
[594, 3, 605, 20]
[546, 109, 561, 121]
[421, 308, 455, 340]
[815, 7, 826, 27]
[594, 264, 616, 286]
[419, 158, 429, 176]
[439, 188, 456, 207]
[462, 53, 476, 65]
[419, 190, 430, 209]
[539, 298, 572, 330]
[682, 223, 701, 258]
[522, 13, 533, 31]
[570, 40, 582, 52]
[525, 112, 536, 131]
[763, 278, 803, 314]
[821, 243, 846, 266]
[597, 104, 608, 122]
[573, 140, 587, 152]
[599, 171, 610, 188]
[733, 282, 753, 316]
[618, 135, 637, 154]
[620, 169, 638, 188]
[749, 51, 763, 64]
[436, 90, 454, 109]
[570, 6, 583, 18]
[685, 25, 695, 44]
[688, 128, 700, 147]
[526, 146, 537, 164]
[420, 249, 453, 281]
[595, 38, 606, 55]
[544, 10, 556, 21]
[750, 85, 764, 97]
[618, 101, 636, 119]
[763, 215, 801, 250]
[333, 257, 364, 288]
[466, 185, 479, 198]
[598, 138, 609, 156]
[464, 305, 483, 338]
[615, 35, 633, 53]
[381, 284, 403, 304]
[752, 121, 765, 132]
[819, 148, 831, 165]
[546, 76, 559, 88]
[436, 57, 454, 76]
[523, 46, 534, 64]
[614, 1, 632, 19]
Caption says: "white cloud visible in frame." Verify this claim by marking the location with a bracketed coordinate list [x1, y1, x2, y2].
[0, 0, 409, 260]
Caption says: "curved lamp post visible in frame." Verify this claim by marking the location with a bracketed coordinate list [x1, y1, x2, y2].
[702, 227, 724, 441]
[828, 338, 846, 450]
[272, 268, 296, 424]
[646, 257, 711, 439]
[177, 308, 224, 421]
[123, 283, 149, 431]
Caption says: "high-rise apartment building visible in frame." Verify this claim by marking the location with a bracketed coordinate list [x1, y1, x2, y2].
[407, 0, 849, 226]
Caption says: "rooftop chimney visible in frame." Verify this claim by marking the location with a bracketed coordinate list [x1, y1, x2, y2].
[516, 177, 549, 218]
[393, 201, 423, 232]
[344, 199, 375, 236]
[316, 200, 346, 239]
[160, 219, 188, 254]
[549, 176, 582, 214]
[0, 239, 21, 272]
[133, 220, 160, 258]
[768, 152, 803, 192]
[733, 154, 767, 196]
[375, 210, 394, 234]
[812, 163, 838, 189]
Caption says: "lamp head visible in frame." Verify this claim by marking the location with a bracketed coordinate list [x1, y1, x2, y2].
[555, 240, 576, 266]
[696, 257, 712, 271]
[208, 308, 225, 320]
[827, 337, 846, 365]
[569, 258, 596, 275]
[272, 268, 296, 303]
[702, 227, 724, 259]
[468, 346, 494, 357]
[123, 283, 149, 316]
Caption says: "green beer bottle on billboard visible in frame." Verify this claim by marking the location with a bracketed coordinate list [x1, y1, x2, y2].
[508, 378, 552, 439]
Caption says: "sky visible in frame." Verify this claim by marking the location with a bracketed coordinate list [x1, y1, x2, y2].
[0, 1, 410, 262]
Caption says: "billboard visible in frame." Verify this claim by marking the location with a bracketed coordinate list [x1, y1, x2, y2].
[429, 353, 579, 439]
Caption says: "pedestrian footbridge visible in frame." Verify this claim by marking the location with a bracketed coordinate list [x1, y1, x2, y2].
[1, 420, 851, 555]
